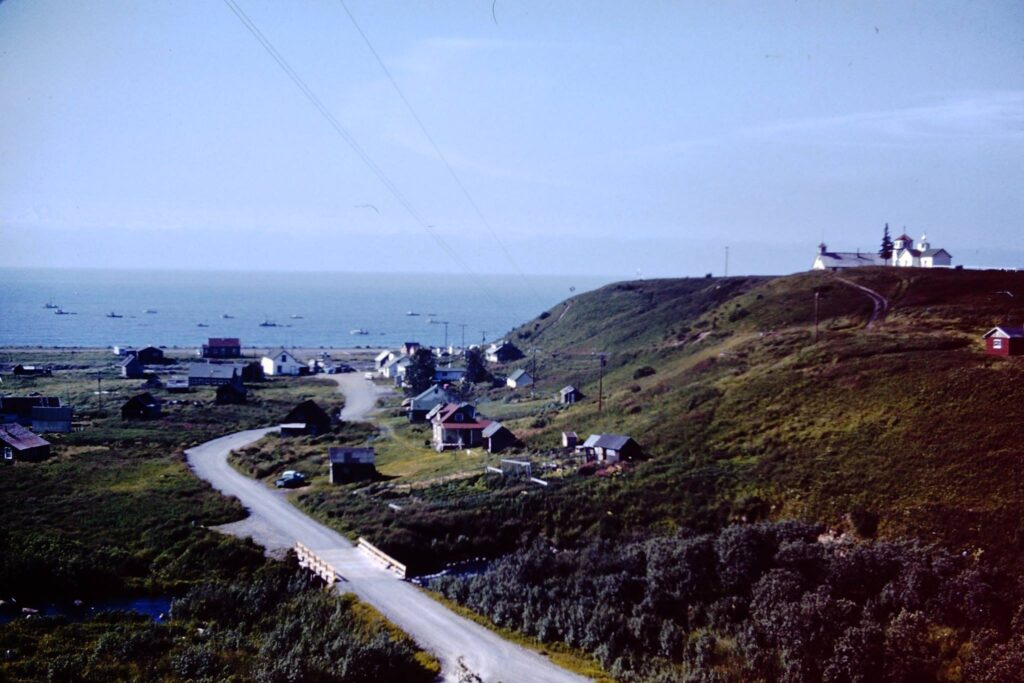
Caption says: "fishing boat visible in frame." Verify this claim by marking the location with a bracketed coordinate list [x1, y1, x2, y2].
[143, 309, 158, 314]
[290, 314, 304, 319]
[349, 328, 369, 335]
[54, 308, 75, 315]
[221, 313, 234, 319]
[259, 318, 279, 327]
[406, 311, 420, 316]
[106, 312, 123, 318]
[197, 323, 209, 328]
[44, 300, 59, 309]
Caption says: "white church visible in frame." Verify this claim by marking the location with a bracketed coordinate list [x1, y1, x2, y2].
[812, 232, 953, 271]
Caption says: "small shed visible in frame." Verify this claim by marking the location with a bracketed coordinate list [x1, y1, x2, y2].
[587, 434, 643, 464]
[506, 369, 534, 389]
[561, 431, 578, 449]
[121, 393, 162, 421]
[329, 447, 377, 483]
[0, 424, 51, 462]
[983, 326, 1024, 356]
[482, 421, 517, 453]
[279, 423, 308, 437]
[560, 385, 584, 405]
[121, 355, 145, 379]
[215, 383, 248, 405]
[134, 346, 165, 365]
[283, 400, 332, 436]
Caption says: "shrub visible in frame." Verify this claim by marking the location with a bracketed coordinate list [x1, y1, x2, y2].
[633, 366, 656, 380]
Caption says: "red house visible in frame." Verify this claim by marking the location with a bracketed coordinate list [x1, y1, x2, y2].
[983, 326, 1024, 356]
[202, 338, 241, 359]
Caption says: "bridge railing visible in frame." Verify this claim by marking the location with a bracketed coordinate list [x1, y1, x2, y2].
[358, 537, 407, 579]
[295, 542, 340, 584]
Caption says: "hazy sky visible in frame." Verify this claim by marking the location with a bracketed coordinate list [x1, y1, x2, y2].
[2, 1, 1022, 277]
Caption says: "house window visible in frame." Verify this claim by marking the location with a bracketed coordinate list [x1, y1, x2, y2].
[3, 447, 12, 460]
[993, 338, 1003, 350]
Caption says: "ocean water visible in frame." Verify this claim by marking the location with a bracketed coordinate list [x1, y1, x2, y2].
[0, 268, 610, 349]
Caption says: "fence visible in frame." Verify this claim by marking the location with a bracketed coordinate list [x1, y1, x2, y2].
[357, 537, 407, 579]
[295, 542, 341, 584]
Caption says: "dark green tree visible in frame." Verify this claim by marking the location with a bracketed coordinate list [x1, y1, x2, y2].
[463, 347, 489, 383]
[879, 223, 894, 262]
[404, 348, 436, 395]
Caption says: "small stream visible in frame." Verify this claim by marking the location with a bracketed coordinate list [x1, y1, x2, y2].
[0, 595, 173, 625]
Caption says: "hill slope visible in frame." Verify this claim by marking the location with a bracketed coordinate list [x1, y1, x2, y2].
[502, 267, 1024, 569]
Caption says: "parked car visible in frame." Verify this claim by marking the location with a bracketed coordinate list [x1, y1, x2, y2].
[275, 470, 307, 488]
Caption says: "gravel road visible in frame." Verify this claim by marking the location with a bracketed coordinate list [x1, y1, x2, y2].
[186, 375, 588, 683]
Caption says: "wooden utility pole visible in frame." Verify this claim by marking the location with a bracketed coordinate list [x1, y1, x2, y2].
[724, 246, 729, 277]
[459, 323, 467, 353]
[814, 290, 821, 342]
[595, 352, 607, 413]
[96, 371, 103, 415]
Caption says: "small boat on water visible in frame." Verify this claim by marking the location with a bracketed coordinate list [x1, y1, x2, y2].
[406, 311, 420, 316]
[350, 328, 369, 335]
[197, 323, 209, 328]
[106, 312, 123, 318]
[54, 308, 76, 315]
[44, 300, 59, 309]
[259, 318, 279, 327]
[290, 314, 303, 319]
[143, 309, 158, 314]
[221, 313, 234, 319]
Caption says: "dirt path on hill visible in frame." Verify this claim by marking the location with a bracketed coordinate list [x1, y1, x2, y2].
[834, 276, 890, 327]
[329, 372, 390, 422]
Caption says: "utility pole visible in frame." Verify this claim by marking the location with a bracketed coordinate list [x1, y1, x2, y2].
[442, 321, 449, 351]
[480, 331, 487, 345]
[96, 371, 103, 415]
[459, 323, 467, 353]
[724, 246, 729, 277]
[532, 347, 538, 383]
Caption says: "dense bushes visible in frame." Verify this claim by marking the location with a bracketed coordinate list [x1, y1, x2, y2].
[434, 521, 1020, 682]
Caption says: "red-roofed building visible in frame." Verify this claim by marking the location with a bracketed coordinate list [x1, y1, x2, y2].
[202, 338, 241, 359]
[430, 403, 493, 451]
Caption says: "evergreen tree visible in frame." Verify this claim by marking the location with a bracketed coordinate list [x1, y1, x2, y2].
[464, 347, 489, 383]
[404, 348, 436, 395]
[879, 223, 894, 262]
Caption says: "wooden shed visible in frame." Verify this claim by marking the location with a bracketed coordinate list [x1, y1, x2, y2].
[0, 424, 51, 462]
[121, 393, 162, 420]
[329, 447, 377, 483]
[983, 326, 1024, 356]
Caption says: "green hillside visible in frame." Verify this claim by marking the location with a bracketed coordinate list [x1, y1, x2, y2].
[502, 267, 1024, 570]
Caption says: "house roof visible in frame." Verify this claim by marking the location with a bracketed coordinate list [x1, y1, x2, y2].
[0, 396, 62, 418]
[207, 338, 240, 347]
[983, 326, 1024, 339]
[921, 248, 951, 257]
[582, 434, 601, 448]
[124, 393, 160, 409]
[31, 406, 73, 421]
[188, 363, 238, 380]
[434, 402, 479, 425]
[562, 431, 578, 439]
[560, 385, 577, 395]
[815, 251, 885, 269]
[0, 423, 50, 451]
[482, 421, 509, 438]
[329, 447, 375, 465]
[266, 348, 300, 363]
[508, 369, 531, 381]
[375, 350, 392, 362]
[411, 385, 454, 410]
[895, 233, 913, 242]
[592, 433, 636, 451]
[121, 355, 142, 367]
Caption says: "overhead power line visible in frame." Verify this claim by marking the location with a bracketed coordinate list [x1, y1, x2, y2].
[335, 0, 547, 308]
[221, 0, 506, 308]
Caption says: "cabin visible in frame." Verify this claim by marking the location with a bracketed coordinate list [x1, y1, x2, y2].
[408, 385, 456, 422]
[434, 367, 466, 383]
[506, 369, 534, 389]
[0, 424, 51, 462]
[261, 348, 304, 376]
[283, 400, 332, 436]
[188, 363, 242, 388]
[121, 393, 162, 420]
[562, 431, 579, 449]
[375, 350, 394, 372]
[431, 403, 492, 451]
[578, 433, 642, 464]
[482, 421, 517, 453]
[560, 385, 584, 405]
[12, 365, 52, 377]
[402, 342, 421, 356]
[202, 338, 241, 359]
[983, 326, 1024, 356]
[238, 360, 265, 383]
[215, 383, 248, 405]
[133, 346, 166, 365]
[486, 340, 524, 364]
[329, 447, 377, 483]
[121, 355, 145, 379]
[0, 396, 72, 433]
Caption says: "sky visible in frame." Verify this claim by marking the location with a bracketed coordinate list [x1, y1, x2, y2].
[1, 0, 1022, 277]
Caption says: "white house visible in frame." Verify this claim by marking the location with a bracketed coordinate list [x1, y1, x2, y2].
[261, 348, 304, 376]
[812, 232, 952, 271]
[506, 368, 534, 389]
[374, 350, 394, 372]
[381, 356, 411, 380]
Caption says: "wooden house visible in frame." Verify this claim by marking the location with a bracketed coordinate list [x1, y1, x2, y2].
[188, 363, 242, 388]
[283, 400, 332, 436]
[133, 346, 166, 364]
[0, 424, 51, 462]
[329, 447, 377, 483]
[983, 326, 1024, 356]
[121, 393, 162, 420]
[506, 369, 534, 389]
[562, 431, 578, 449]
[402, 342, 421, 356]
[261, 348, 304, 376]
[431, 403, 491, 451]
[0, 396, 72, 433]
[202, 338, 241, 359]
[560, 385, 584, 404]
[408, 385, 456, 422]
[578, 433, 642, 464]
[486, 340, 524, 364]
[121, 355, 145, 379]
[434, 367, 466, 383]
[482, 421, 517, 453]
